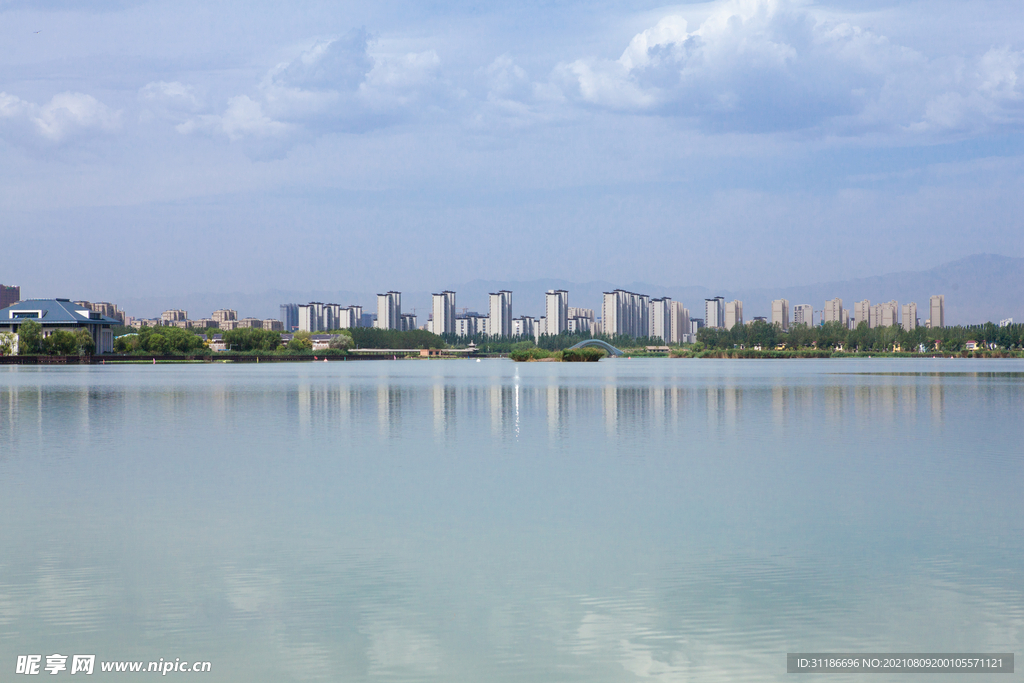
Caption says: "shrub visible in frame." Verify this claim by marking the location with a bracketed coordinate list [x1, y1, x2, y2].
[562, 347, 606, 362]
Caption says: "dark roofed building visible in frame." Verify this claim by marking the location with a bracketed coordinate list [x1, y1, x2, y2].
[0, 298, 121, 354]
[0, 284, 19, 309]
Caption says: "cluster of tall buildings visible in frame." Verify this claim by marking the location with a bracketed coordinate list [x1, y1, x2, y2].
[423, 288, 695, 341]
[426, 289, 593, 340]
[761, 295, 945, 332]
[0, 278, 958, 345]
[279, 288, 699, 343]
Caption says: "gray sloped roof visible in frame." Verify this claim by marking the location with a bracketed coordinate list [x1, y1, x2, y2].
[0, 299, 121, 325]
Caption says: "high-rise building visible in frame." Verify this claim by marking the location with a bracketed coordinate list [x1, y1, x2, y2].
[650, 298, 671, 342]
[670, 302, 690, 343]
[297, 304, 318, 332]
[400, 313, 417, 331]
[771, 299, 789, 331]
[690, 318, 704, 336]
[567, 308, 594, 334]
[569, 308, 594, 332]
[294, 301, 345, 332]
[212, 309, 237, 323]
[513, 316, 536, 338]
[854, 300, 870, 328]
[279, 304, 299, 331]
[545, 290, 568, 336]
[455, 312, 487, 337]
[376, 291, 402, 330]
[929, 295, 944, 328]
[792, 304, 813, 327]
[430, 291, 456, 336]
[0, 285, 20, 309]
[724, 300, 743, 330]
[488, 290, 513, 338]
[336, 306, 361, 329]
[822, 298, 843, 324]
[901, 302, 917, 331]
[880, 300, 898, 328]
[705, 296, 725, 329]
[868, 300, 899, 328]
[602, 290, 650, 338]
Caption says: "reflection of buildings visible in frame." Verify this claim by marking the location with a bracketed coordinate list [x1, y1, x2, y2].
[433, 384, 456, 437]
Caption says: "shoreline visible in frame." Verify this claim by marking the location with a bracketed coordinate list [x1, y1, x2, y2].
[2, 352, 1021, 365]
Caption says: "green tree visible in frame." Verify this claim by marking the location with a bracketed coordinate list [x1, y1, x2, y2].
[17, 319, 42, 354]
[287, 331, 313, 353]
[0, 332, 17, 356]
[146, 333, 170, 355]
[133, 325, 206, 355]
[41, 330, 79, 355]
[223, 328, 282, 352]
[74, 328, 96, 355]
[328, 332, 353, 350]
[113, 334, 137, 353]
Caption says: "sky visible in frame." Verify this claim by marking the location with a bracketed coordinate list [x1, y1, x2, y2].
[1, 0, 1023, 304]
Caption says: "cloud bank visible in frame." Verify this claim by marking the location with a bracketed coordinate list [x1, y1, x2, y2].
[552, 0, 1024, 136]
[165, 29, 449, 142]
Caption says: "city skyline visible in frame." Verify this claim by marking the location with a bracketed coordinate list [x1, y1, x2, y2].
[2, 1, 1024, 302]
[101, 285, 953, 342]
[5, 250, 1021, 329]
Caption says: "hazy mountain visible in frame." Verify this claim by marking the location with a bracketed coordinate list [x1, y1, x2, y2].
[119, 254, 1021, 326]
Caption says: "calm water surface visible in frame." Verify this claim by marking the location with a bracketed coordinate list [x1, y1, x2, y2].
[1, 359, 1022, 681]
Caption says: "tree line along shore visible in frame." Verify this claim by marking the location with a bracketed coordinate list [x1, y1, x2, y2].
[4, 319, 1023, 360]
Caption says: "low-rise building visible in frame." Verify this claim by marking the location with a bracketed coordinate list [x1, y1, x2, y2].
[212, 309, 237, 323]
[0, 298, 120, 354]
[161, 309, 188, 322]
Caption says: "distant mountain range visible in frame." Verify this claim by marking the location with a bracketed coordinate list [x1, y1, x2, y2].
[119, 254, 1022, 327]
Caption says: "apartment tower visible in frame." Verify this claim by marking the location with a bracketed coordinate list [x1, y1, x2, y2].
[771, 299, 789, 331]
[376, 291, 402, 330]
[430, 291, 457, 336]
[488, 290, 513, 338]
[929, 295, 945, 328]
[544, 290, 569, 336]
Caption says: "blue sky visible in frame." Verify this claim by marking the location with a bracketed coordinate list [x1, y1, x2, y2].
[2, 0, 1022, 302]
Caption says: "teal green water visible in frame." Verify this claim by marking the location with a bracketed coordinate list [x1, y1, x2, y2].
[1, 360, 1022, 681]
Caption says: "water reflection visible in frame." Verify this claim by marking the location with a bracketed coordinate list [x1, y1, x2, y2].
[0, 363, 1021, 683]
[1, 369, 1018, 455]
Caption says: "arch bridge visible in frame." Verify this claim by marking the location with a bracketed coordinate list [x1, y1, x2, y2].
[566, 339, 623, 356]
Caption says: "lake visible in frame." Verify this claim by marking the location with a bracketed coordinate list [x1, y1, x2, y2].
[1, 359, 1021, 681]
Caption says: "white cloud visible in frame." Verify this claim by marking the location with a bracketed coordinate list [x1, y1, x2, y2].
[179, 29, 451, 143]
[547, 0, 1024, 137]
[0, 90, 120, 143]
[139, 81, 202, 118]
[177, 95, 290, 141]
